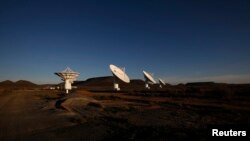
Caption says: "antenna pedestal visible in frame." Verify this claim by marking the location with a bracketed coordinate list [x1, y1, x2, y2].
[113, 77, 120, 91]
[65, 79, 72, 89]
[65, 79, 72, 94]
[145, 83, 150, 89]
[114, 83, 120, 91]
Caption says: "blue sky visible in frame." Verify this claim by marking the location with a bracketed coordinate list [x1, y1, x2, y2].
[0, 0, 250, 84]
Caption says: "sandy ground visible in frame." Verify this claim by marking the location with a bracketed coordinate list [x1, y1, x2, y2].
[0, 89, 249, 141]
[0, 90, 80, 141]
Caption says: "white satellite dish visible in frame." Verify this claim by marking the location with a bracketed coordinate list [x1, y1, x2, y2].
[109, 64, 130, 91]
[143, 70, 156, 89]
[159, 78, 166, 88]
[55, 67, 79, 94]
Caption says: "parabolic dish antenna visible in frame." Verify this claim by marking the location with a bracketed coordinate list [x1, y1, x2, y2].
[55, 67, 79, 94]
[143, 70, 156, 89]
[159, 78, 166, 88]
[109, 64, 130, 91]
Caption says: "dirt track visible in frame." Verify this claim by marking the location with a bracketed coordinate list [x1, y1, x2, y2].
[0, 90, 78, 141]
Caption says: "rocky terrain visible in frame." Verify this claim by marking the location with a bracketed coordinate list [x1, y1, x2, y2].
[0, 78, 249, 141]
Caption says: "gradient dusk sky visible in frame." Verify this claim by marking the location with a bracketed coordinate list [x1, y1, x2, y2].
[0, 0, 250, 84]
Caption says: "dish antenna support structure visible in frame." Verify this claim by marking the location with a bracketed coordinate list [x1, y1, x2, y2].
[109, 64, 130, 91]
[159, 78, 166, 88]
[55, 67, 80, 94]
[143, 70, 156, 89]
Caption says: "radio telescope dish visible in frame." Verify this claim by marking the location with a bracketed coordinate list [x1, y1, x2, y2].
[143, 70, 156, 89]
[159, 78, 166, 88]
[109, 64, 130, 91]
[55, 67, 79, 94]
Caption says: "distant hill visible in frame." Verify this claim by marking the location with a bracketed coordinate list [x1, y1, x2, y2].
[130, 79, 145, 85]
[74, 76, 146, 87]
[72, 76, 146, 91]
[15, 80, 37, 87]
[0, 80, 15, 87]
[186, 82, 216, 86]
[0, 80, 38, 88]
[74, 76, 113, 87]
